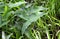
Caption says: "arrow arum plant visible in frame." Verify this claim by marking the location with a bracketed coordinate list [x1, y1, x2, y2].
[0, 0, 60, 39]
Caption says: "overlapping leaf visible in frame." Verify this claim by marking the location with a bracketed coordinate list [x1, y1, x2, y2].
[14, 6, 47, 34]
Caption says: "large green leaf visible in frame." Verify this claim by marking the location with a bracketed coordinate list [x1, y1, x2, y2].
[22, 12, 46, 34]
[15, 6, 46, 20]
[15, 6, 47, 34]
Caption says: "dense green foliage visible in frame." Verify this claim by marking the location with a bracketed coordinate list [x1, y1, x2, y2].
[0, 0, 60, 39]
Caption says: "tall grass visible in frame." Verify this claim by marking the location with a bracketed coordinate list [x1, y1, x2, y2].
[0, 0, 60, 39]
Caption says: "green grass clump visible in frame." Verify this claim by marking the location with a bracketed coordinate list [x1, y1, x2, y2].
[0, 0, 60, 39]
